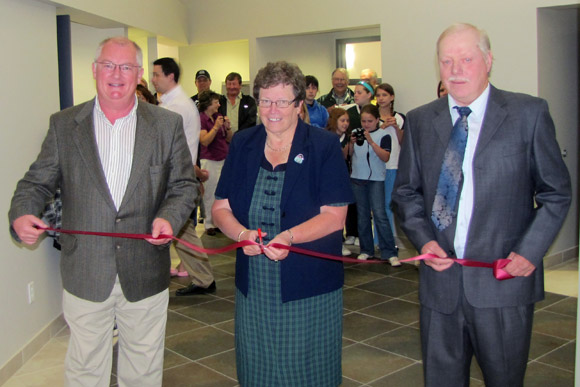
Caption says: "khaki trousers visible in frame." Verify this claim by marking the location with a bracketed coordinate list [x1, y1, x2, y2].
[63, 277, 168, 387]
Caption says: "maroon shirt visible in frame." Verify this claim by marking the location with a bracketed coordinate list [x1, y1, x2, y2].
[200, 111, 229, 161]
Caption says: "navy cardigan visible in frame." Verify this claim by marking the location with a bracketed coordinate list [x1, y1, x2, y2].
[215, 120, 354, 302]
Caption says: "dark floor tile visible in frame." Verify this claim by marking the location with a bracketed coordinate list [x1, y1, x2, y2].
[165, 326, 234, 361]
[168, 292, 218, 311]
[536, 341, 576, 371]
[165, 310, 206, 337]
[212, 262, 236, 277]
[340, 376, 365, 386]
[214, 320, 235, 335]
[361, 299, 420, 325]
[162, 362, 237, 387]
[370, 363, 423, 386]
[178, 299, 235, 325]
[344, 267, 386, 287]
[533, 310, 577, 340]
[213, 277, 236, 298]
[399, 290, 419, 304]
[197, 348, 238, 380]
[364, 326, 422, 361]
[356, 277, 419, 298]
[342, 343, 414, 384]
[343, 287, 391, 312]
[529, 331, 569, 360]
[469, 356, 483, 382]
[350, 261, 408, 276]
[544, 297, 577, 317]
[536, 292, 568, 310]
[389, 266, 420, 282]
[343, 312, 403, 342]
[163, 348, 192, 369]
[523, 361, 574, 387]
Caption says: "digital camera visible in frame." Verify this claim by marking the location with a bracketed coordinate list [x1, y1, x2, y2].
[352, 128, 366, 146]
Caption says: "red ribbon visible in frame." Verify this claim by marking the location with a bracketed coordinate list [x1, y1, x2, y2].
[37, 226, 384, 264]
[400, 254, 514, 280]
[38, 227, 515, 279]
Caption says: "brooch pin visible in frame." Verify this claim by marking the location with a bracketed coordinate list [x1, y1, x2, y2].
[294, 154, 304, 164]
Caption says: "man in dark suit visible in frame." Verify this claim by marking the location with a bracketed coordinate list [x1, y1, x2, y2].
[393, 23, 571, 387]
[218, 72, 257, 132]
[9, 37, 197, 386]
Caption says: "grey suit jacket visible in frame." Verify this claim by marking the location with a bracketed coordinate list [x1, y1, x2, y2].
[9, 99, 197, 302]
[393, 85, 571, 313]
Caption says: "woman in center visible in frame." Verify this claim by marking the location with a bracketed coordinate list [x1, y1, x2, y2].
[213, 61, 353, 387]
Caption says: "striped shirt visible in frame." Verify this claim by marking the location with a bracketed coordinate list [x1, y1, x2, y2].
[93, 96, 138, 210]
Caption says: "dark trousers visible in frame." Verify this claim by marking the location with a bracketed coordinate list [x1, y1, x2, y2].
[345, 202, 358, 237]
[421, 292, 534, 387]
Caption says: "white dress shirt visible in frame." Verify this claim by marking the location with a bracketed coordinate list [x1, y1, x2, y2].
[93, 96, 137, 211]
[449, 83, 490, 258]
[160, 84, 201, 164]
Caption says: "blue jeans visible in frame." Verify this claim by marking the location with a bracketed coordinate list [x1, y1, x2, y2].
[374, 169, 397, 245]
[351, 178, 397, 259]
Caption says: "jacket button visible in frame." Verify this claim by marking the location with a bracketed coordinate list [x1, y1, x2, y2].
[116, 218, 121, 223]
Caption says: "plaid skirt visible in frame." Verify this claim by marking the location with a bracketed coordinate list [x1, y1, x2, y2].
[235, 165, 342, 386]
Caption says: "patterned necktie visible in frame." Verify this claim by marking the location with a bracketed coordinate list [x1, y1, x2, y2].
[431, 106, 472, 231]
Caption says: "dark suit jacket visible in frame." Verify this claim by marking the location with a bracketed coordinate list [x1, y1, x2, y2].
[218, 93, 257, 131]
[393, 85, 571, 313]
[215, 120, 354, 302]
[9, 100, 197, 302]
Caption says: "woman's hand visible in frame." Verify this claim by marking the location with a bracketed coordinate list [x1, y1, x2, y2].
[264, 231, 292, 261]
[239, 229, 266, 256]
[214, 116, 225, 131]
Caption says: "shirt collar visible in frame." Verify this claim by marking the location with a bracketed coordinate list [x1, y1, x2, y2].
[447, 83, 490, 122]
[94, 95, 138, 123]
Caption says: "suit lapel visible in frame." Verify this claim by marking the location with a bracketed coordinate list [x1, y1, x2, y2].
[474, 85, 507, 159]
[71, 100, 117, 212]
[243, 125, 267, 204]
[280, 120, 310, 211]
[432, 97, 454, 147]
[119, 103, 156, 210]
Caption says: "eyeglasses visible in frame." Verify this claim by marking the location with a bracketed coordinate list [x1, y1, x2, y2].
[257, 99, 296, 108]
[95, 61, 141, 73]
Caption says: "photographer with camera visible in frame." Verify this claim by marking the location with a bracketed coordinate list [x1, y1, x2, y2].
[348, 104, 399, 265]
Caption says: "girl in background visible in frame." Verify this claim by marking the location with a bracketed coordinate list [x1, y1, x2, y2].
[349, 104, 399, 266]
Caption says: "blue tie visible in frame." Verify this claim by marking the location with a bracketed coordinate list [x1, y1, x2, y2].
[431, 106, 472, 231]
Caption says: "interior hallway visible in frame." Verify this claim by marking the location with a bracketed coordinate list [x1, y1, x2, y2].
[3, 227, 577, 386]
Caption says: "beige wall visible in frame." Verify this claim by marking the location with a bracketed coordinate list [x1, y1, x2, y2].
[179, 40, 250, 97]
[0, 0, 63, 371]
[71, 23, 126, 104]
[53, 0, 189, 43]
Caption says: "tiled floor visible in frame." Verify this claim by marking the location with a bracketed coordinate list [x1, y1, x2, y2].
[4, 230, 578, 386]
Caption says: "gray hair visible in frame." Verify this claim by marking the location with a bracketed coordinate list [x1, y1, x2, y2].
[253, 61, 306, 104]
[331, 67, 349, 81]
[437, 23, 491, 59]
[94, 37, 143, 67]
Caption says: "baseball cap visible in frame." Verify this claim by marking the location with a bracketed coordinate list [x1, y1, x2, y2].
[195, 70, 211, 80]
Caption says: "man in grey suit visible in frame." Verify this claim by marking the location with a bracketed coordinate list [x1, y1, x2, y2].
[9, 37, 197, 386]
[393, 23, 571, 387]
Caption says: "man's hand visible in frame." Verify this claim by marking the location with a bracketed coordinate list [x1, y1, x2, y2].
[421, 240, 454, 271]
[12, 215, 48, 245]
[145, 218, 173, 245]
[504, 252, 536, 277]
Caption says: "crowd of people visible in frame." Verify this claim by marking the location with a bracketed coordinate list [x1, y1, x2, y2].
[8, 21, 572, 387]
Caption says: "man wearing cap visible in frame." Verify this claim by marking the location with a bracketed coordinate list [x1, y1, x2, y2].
[191, 69, 212, 107]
